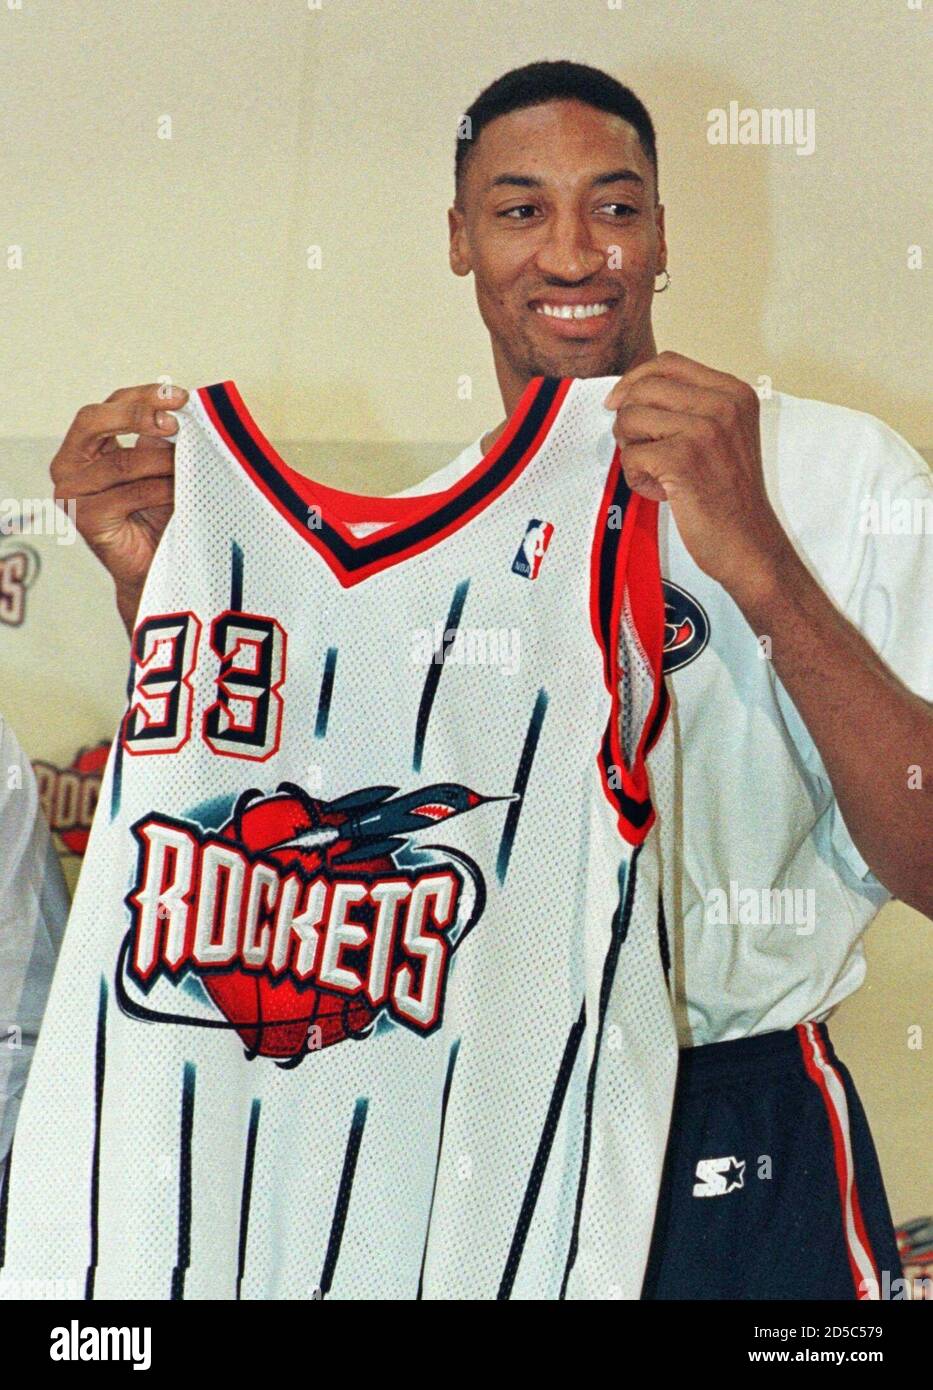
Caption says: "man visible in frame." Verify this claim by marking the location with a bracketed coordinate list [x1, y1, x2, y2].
[0, 712, 69, 1183]
[412, 62, 933, 1299]
[39, 61, 932, 1299]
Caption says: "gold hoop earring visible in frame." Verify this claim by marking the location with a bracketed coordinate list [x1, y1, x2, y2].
[654, 269, 671, 293]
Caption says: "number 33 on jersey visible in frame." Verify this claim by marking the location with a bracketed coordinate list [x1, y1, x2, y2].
[124, 606, 285, 760]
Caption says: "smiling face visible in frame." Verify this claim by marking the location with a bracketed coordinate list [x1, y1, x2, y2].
[450, 98, 667, 409]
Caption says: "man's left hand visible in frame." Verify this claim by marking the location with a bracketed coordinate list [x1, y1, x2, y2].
[604, 351, 792, 602]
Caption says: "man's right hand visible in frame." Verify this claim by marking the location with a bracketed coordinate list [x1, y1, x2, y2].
[51, 382, 189, 636]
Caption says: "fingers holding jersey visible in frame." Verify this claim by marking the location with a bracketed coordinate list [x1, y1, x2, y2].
[81, 473, 177, 557]
[605, 352, 763, 490]
[604, 353, 791, 593]
[53, 383, 188, 492]
[616, 436, 688, 502]
[49, 382, 189, 632]
[603, 349, 746, 411]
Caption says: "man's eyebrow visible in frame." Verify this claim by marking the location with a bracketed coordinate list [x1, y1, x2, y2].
[592, 168, 645, 188]
[488, 174, 543, 190]
[488, 168, 645, 190]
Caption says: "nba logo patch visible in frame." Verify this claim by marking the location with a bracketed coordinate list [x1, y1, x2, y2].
[511, 519, 554, 579]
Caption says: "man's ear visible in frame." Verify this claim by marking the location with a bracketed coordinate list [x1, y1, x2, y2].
[655, 203, 668, 275]
[448, 204, 471, 277]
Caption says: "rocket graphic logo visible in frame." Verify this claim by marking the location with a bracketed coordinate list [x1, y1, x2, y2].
[117, 779, 514, 1066]
[512, 519, 554, 579]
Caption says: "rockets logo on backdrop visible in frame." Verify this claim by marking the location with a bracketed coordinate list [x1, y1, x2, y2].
[0, 542, 41, 627]
[117, 778, 514, 1066]
[33, 741, 110, 856]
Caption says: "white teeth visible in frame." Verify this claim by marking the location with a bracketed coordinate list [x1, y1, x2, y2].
[537, 302, 610, 320]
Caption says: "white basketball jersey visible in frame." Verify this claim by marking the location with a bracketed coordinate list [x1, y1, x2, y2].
[0, 375, 676, 1300]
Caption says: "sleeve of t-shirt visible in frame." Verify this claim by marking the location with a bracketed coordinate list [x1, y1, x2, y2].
[772, 416, 933, 893]
[0, 716, 71, 1170]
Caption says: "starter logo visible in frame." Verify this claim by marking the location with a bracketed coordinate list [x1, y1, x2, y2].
[117, 779, 514, 1066]
[693, 1156, 746, 1197]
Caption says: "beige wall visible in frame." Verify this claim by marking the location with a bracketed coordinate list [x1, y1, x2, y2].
[833, 906, 931, 1220]
[2, 0, 929, 1221]
[3, 0, 929, 443]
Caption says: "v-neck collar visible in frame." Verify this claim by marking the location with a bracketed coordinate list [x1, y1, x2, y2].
[196, 376, 572, 587]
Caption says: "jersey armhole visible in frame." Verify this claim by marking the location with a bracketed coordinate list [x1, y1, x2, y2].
[588, 448, 670, 846]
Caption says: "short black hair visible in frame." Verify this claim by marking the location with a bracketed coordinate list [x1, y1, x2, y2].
[454, 60, 658, 204]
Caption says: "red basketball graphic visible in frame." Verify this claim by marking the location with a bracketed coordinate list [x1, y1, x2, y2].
[200, 790, 388, 1060]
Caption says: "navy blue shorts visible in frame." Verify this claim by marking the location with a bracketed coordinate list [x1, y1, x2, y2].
[642, 1023, 903, 1300]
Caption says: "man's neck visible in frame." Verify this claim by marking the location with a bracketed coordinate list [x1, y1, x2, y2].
[482, 338, 659, 458]
[479, 421, 506, 456]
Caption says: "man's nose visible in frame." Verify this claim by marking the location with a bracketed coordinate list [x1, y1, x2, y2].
[534, 211, 606, 282]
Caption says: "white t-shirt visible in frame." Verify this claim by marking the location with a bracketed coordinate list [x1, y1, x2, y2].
[400, 387, 932, 1045]
[0, 714, 70, 1169]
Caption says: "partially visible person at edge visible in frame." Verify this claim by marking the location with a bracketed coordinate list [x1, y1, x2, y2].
[0, 712, 69, 1186]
